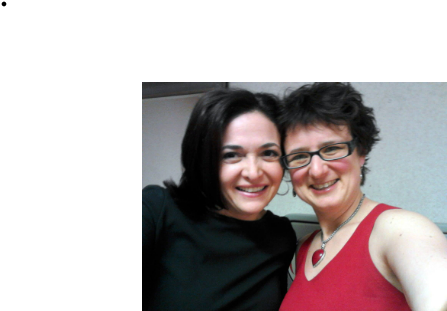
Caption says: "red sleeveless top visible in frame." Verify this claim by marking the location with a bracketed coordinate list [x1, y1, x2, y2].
[280, 204, 411, 310]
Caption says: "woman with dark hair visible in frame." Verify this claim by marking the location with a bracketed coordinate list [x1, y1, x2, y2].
[279, 83, 447, 310]
[143, 88, 296, 311]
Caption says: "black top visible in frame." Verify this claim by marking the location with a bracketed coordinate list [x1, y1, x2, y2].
[143, 185, 296, 311]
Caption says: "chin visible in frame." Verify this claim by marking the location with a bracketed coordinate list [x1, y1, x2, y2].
[240, 204, 266, 215]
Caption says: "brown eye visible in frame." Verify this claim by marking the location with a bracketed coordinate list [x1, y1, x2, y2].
[222, 152, 243, 163]
[262, 150, 280, 160]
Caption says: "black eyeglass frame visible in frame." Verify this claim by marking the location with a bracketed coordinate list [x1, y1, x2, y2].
[281, 138, 357, 170]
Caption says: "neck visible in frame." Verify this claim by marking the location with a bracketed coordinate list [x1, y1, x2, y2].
[315, 193, 366, 238]
[216, 208, 267, 221]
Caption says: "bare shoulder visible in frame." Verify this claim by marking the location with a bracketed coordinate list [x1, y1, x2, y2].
[374, 208, 444, 241]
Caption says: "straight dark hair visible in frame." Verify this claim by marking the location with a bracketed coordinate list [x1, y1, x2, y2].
[164, 88, 281, 216]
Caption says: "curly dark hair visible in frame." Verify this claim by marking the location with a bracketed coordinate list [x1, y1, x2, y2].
[280, 82, 380, 185]
[164, 88, 282, 216]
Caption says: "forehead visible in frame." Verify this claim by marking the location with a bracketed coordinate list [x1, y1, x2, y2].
[222, 111, 279, 143]
[285, 123, 351, 149]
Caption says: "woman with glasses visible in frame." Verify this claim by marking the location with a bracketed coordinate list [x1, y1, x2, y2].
[143, 88, 296, 311]
[279, 83, 447, 310]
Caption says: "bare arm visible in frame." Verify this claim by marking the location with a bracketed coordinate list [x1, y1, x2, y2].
[376, 209, 447, 311]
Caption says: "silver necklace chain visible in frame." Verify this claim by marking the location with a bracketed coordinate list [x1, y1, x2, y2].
[320, 194, 366, 248]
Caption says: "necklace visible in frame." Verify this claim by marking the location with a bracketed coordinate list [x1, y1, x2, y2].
[311, 194, 366, 268]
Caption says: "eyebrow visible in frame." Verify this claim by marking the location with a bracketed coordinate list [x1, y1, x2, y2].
[222, 142, 280, 150]
[222, 145, 242, 150]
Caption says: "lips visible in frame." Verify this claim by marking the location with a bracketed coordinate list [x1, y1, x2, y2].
[236, 186, 267, 193]
[311, 179, 338, 190]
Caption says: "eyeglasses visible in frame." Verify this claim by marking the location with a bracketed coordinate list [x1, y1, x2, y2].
[281, 139, 357, 169]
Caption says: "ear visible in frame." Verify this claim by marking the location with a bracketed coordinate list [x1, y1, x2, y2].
[359, 155, 366, 167]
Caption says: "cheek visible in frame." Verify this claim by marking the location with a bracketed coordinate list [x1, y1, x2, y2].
[219, 165, 234, 190]
[290, 169, 306, 186]
[332, 159, 351, 173]
[333, 156, 363, 177]
[267, 163, 284, 186]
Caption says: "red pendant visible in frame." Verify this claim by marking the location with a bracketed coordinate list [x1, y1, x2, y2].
[312, 249, 325, 268]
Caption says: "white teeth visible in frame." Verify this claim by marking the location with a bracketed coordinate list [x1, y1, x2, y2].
[313, 180, 337, 190]
[237, 186, 266, 193]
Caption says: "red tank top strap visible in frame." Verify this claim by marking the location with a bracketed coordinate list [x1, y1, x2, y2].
[355, 204, 399, 241]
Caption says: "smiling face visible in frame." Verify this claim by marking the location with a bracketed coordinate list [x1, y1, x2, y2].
[218, 111, 283, 221]
[284, 123, 365, 212]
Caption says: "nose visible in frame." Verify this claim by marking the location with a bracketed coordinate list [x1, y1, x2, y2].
[308, 153, 328, 178]
[242, 156, 263, 180]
